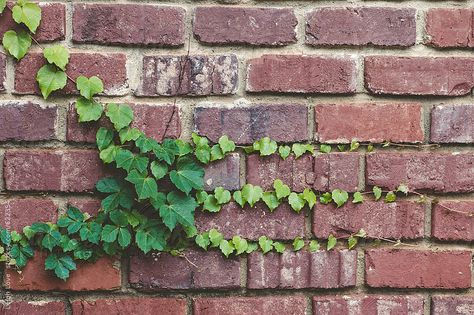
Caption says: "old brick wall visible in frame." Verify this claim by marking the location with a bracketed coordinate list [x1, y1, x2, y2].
[0, 1, 473, 314]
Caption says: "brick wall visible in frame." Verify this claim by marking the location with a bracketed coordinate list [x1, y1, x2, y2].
[0, 1, 473, 314]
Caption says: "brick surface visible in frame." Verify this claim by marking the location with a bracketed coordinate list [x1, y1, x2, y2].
[194, 7, 297, 45]
[129, 249, 241, 290]
[194, 297, 308, 315]
[203, 153, 241, 191]
[432, 201, 474, 241]
[73, 4, 185, 46]
[0, 198, 57, 231]
[0, 301, 65, 315]
[431, 295, 474, 315]
[306, 7, 416, 47]
[426, 9, 474, 48]
[0, 53, 5, 92]
[248, 250, 357, 289]
[431, 104, 474, 143]
[315, 103, 423, 143]
[71, 297, 186, 315]
[194, 104, 308, 144]
[365, 249, 472, 289]
[67, 198, 101, 217]
[137, 55, 238, 96]
[366, 152, 474, 192]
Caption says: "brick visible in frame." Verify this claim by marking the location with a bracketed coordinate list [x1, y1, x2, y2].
[137, 55, 238, 96]
[315, 103, 423, 143]
[6, 251, 120, 291]
[0, 3, 65, 42]
[432, 201, 474, 241]
[67, 103, 180, 143]
[431, 104, 474, 143]
[0, 198, 57, 231]
[248, 250, 357, 289]
[365, 249, 472, 289]
[0, 301, 65, 315]
[313, 295, 424, 315]
[313, 200, 425, 240]
[71, 297, 186, 315]
[426, 9, 474, 48]
[196, 202, 305, 240]
[366, 152, 474, 192]
[194, 104, 308, 144]
[306, 7, 416, 47]
[0, 102, 57, 141]
[15, 52, 128, 96]
[67, 198, 101, 217]
[194, 7, 296, 46]
[431, 295, 474, 315]
[194, 297, 308, 315]
[129, 249, 240, 290]
[3, 150, 106, 192]
[365, 56, 474, 96]
[0, 53, 5, 92]
[203, 153, 241, 191]
[73, 4, 185, 46]
[247, 55, 357, 94]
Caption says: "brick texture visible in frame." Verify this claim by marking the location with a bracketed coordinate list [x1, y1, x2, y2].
[431, 296, 474, 315]
[431, 104, 474, 143]
[0, 53, 5, 92]
[0, 198, 57, 231]
[426, 9, 474, 48]
[194, 297, 308, 315]
[431, 201, 474, 241]
[0, 301, 65, 315]
[203, 153, 241, 191]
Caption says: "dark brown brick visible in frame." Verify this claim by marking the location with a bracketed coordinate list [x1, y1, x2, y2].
[203, 153, 241, 191]
[194, 297, 308, 315]
[426, 9, 474, 48]
[431, 104, 474, 143]
[0, 301, 65, 315]
[0, 198, 58, 231]
[432, 201, 474, 241]
[431, 295, 474, 315]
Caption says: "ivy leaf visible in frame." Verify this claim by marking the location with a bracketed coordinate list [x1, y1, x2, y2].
[195, 232, 210, 250]
[12, 2, 41, 34]
[125, 170, 157, 200]
[241, 184, 263, 207]
[76, 97, 103, 122]
[367, 144, 374, 152]
[45, 253, 76, 281]
[292, 237, 305, 251]
[209, 229, 223, 248]
[214, 187, 231, 205]
[218, 135, 235, 154]
[246, 242, 259, 254]
[309, 240, 320, 252]
[348, 236, 358, 249]
[273, 179, 290, 200]
[2, 29, 31, 60]
[373, 186, 382, 201]
[99, 144, 118, 164]
[233, 190, 244, 208]
[350, 139, 360, 152]
[210, 144, 224, 162]
[219, 239, 234, 258]
[0, 0, 6, 13]
[232, 236, 248, 255]
[327, 234, 337, 250]
[150, 161, 168, 180]
[192, 133, 211, 164]
[397, 183, 409, 195]
[36, 64, 67, 99]
[352, 192, 364, 204]
[106, 103, 133, 131]
[159, 191, 197, 231]
[385, 191, 397, 203]
[302, 188, 317, 209]
[278, 145, 291, 160]
[253, 137, 277, 156]
[115, 149, 149, 173]
[319, 192, 332, 204]
[262, 192, 280, 212]
[42, 229, 62, 251]
[332, 189, 349, 207]
[288, 192, 305, 213]
[337, 144, 347, 152]
[43, 45, 69, 70]
[169, 156, 204, 194]
[119, 127, 142, 144]
[96, 127, 114, 150]
[101, 225, 119, 243]
[196, 191, 209, 205]
[319, 144, 332, 153]
[76, 76, 103, 99]
[135, 221, 167, 254]
[258, 236, 273, 254]
[117, 228, 131, 248]
[57, 207, 85, 234]
[292, 143, 314, 159]
[273, 241, 286, 254]
[137, 135, 158, 154]
[354, 228, 367, 238]
[202, 195, 221, 213]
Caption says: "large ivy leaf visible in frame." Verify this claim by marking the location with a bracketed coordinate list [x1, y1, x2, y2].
[76, 97, 103, 122]
[43, 44, 69, 70]
[97, 177, 134, 211]
[169, 156, 204, 194]
[253, 137, 277, 156]
[332, 189, 349, 208]
[76, 76, 103, 99]
[273, 179, 290, 200]
[10, 243, 33, 268]
[57, 207, 85, 234]
[12, 2, 41, 34]
[115, 149, 149, 173]
[150, 161, 168, 180]
[159, 191, 197, 231]
[36, 64, 67, 99]
[105, 103, 133, 131]
[96, 127, 114, 150]
[45, 253, 76, 281]
[2, 29, 31, 60]
[125, 170, 157, 200]
[135, 221, 168, 254]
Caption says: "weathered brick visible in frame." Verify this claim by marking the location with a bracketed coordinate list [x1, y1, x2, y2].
[314, 153, 361, 192]
[196, 202, 305, 240]
[365, 56, 474, 96]
[15, 52, 128, 96]
[313, 200, 425, 240]
[431, 295, 474, 315]
[3, 150, 105, 192]
[73, 4, 185, 46]
[0, 198, 57, 231]
[203, 153, 241, 191]
[0, 53, 5, 92]
[366, 152, 474, 192]
[247, 55, 357, 94]
[426, 9, 474, 48]
[194, 104, 308, 144]
[306, 7, 416, 47]
[0, 301, 65, 315]
[194, 7, 297, 46]
[6, 252, 120, 291]
[431, 104, 474, 143]
[71, 297, 186, 315]
[67, 198, 101, 217]
[432, 201, 474, 241]
[315, 103, 423, 143]
[137, 55, 238, 96]
[313, 295, 424, 315]
[365, 249, 472, 289]
[194, 297, 308, 315]
[248, 250, 357, 289]
[0, 102, 57, 141]
[129, 249, 241, 290]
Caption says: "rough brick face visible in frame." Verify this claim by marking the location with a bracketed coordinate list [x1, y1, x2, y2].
[431, 104, 474, 143]
[426, 9, 474, 48]
[194, 297, 308, 315]
[431, 296, 474, 315]
[247, 55, 357, 94]
[306, 7, 416, 47]
[431, 201, 474, 241]
[194, 7, 297, 46]
[203, 153, 241, 191]
[315, 103, 423, 143]
[0, 198, 57, 231]
[365, 249, 472, 289]
[0, 301, 65, 315]
[0, 53, 5, 92]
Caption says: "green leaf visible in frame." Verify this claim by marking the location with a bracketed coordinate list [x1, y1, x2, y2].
[42, 230, 61, 251]
[214, 187, 231, 205]
[278, 145, 291, 160]
[246, 242, 259, 254]
[337, 144, 347, 152]
[159, 191, 197, 231]
[192, 133, 211, 164]
[150, 161, 168, 180]
[45, 253, 76, 281]
[196, 191, 209, 205]
[0, 0, 6, 13]
[319, 144, 332, 153]
[273, 241, 286, 254]
[273, 179, 290, 200]
[232, 236, 248, 255]
[125, 170, 157, 200]
[119, 127, 142, 144]
[385, 191, 397, 203]
[348, 236, 357, 249]
[10, 244, 33, 268]
[253, 137, 277, 156]
[36, 64, 67, 99]
[99, 144, 118, 164]
[2, 29, 31, 60]
[292, 237, 305, 251]
[309, 240, 320, 252]
[397, 183, 409, 195]
[233, 190, 244, 208]
[262, 192, 280, 212]
[137, 135, 158, 154]
[210, 144, 224, 162]
[352, 192, 364, 204]
[109, 210, 129, 227]
[135, 221, 167, 254]
[169, 156, 204, 194]
[219, 239, 234, 258]
[292, 143, 314, 159]
[288, 192, 305, 213]
[332, 189, 349, 208]
[43, 45, 69, 70]
[76, 76, 103, 99]
[302, 188, 317, 209]
[218, 135, 235, 154]
[202, 195, 221, 213]
[176, 139, 193, 156]
[96, 127, 114, 150]
[117, 228, 131, 248]
[354, 228, 367, 238]
[115, 149, 149, 173]
[367, 144, 374, 152]
[241, 184, 263, 207]
[258, 236, 273, 254]
[12, 2, 41, 33]
[319, 192, 332, 204]
[101, 225, 119, 243]
[106, 103, 133, 131]
[76, 97, 103, 122]
[373, 186, 382, 201]
[209, 229, 223, 248]
[195, 232, 210, 250]
[349, 139, 360, 152]
[327, 234, 337, 250]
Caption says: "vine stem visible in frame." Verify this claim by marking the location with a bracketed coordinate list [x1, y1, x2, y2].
[335, 229, 419, 248]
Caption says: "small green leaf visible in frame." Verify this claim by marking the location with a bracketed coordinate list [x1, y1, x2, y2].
[373, 186, 382, 201]
[214, 187, 231, 204]
[246, 242, 259, 254]
[367, 144, 374, 152]
[202, 195, 221, 213]
[101, 225, 118, 243]
[209, 229, 223, 248]
[169, 156, 204, 194]
[232, 236, 248, 255]
[241, 184, 263, 207]
[96, 127, 114, 150]
[115, 149, 149, 173]
[278, 145, 291, 160]
[262, 192, 280, 212]
[195, 232, 210, 250]
[337, 144, 347, 152]
[117, 228, 131, 248]
[99, 144, 118, 164]
[2, 29, 31, 60]
[288, 192, 305, 213]
[319, 144, 332, 153]
[309, 240, 320, 252]
[192, 133, 211, 164]
[0, 0, 6, 13]
[292, 237, 305, 251]
[36, 64, 67, 99]
[12, 2, 41, 34]
[292, 143, 314, 158]
[332, 189, 349, 207]
[233, 190, 244, 208]
[219, 239, 234, 258]
[210, 144, 224, 161]
[76, 97, 103, 122]
[354, 228, 367, 238]
[76, 76, 103, 99]
[273, 179, 291, 200]
[258, 236, 273, 254]
[349, 139, 360, 152]
[159, 191, 197, 231]
[150, 161, 168, 180]
[352, 192, 364, 204]
[302, 188, 317, 209]
[327, 234, 337, 250]
[348, 236, 357, 249]
[254, 137, 277, 156]
[106, 103, 134, 131]
[385, 191, 397, 203]
[218, 135, 235, 154]
[397, 183, 409, 195]
[119, 127, 142, 144]
[273, 241, 286, 254]
[319, 192, 332, 204]
[125, 170, 157, 200]
[43, 45, 69, 70]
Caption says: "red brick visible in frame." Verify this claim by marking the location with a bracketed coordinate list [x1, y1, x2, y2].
[6, 251, 120, 291]
[67, 198, 101, 217]
[313, 295, 424, 315]
[137, 55, 238, 96]
[313, 200, 425, 240]
[194, 7, 296, 46]
[315, 103, 423, 143]
[14, 52, 128, 96]
[3, 150, 106, 192]
[247, 55, 357, 94]
[73, 4, 185, 46]
[426, 9, 474, 48]
[365, 249, 472, 289]
[248, 250, 357, 289]
[0, 301, 65, 315]
[307, 7, 416, 47]
[71, 297, 186, 315]
[431, 295, 474, 315]
[432, 201, 474, 241]
[366, 152, 474, 192]
[203, 153, 241, 191]
[129, 249, 241, 290]
[0, 54, 5, 92]
[0, 3, 65, 42]
[365, 56, 474, 96]
[196, 202, 305, 240]
[0, 198, 57, 231]
[431, 104, 474, 143]
[194, 297, 308, 315]
[194, 104, 308, 144]
[0, 102, 57, 141]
